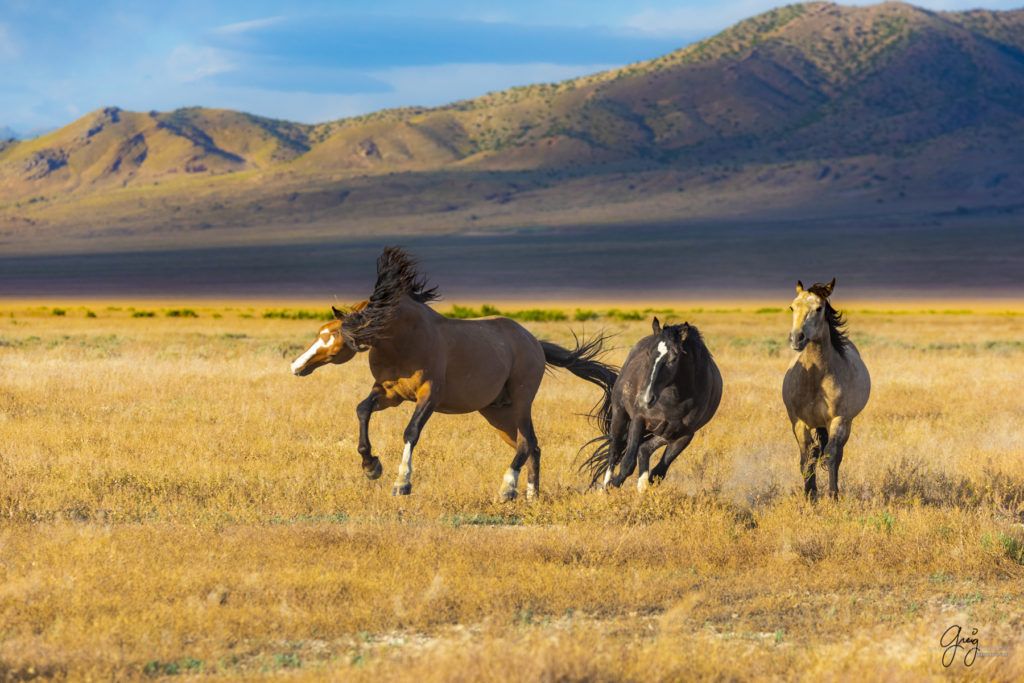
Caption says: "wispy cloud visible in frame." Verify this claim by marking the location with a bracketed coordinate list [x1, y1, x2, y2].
[205, 15, 684, 70]
[212, 16, 285, 36]
[0, 22, 21, 62]
[167, 45, 236, 83]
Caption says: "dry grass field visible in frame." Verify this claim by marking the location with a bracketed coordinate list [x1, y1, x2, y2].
[1, 300, 1023, 680]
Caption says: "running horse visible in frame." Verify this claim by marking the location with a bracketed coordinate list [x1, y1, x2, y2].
[782, 279, 870, 500]
[291, 247, 616, 500]
[580, 318, 722, 491]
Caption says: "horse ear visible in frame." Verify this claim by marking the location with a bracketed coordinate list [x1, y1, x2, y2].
[795, 280, 804, 294]
[824, 278, 835, 297]
[652, 317, 661, 335]
[331, 306, 345, 320]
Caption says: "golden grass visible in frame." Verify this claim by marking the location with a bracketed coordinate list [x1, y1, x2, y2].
[1, 302, 1023, 680]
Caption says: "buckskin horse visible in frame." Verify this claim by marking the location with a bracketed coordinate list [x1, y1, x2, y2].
[782, 279, 870, 500]
[580, 318, 722, 491]
[291, 247, 616, 500]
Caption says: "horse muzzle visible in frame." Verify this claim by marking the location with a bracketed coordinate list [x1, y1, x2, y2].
[641, 388, 658, 408]
[789, 332, 808, 352]
[291, 360, 315, 376]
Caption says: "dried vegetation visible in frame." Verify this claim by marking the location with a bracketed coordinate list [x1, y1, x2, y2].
[1, 302, 1023, 680]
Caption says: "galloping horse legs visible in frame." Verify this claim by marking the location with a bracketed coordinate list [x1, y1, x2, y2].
[356, 385, 402, 480]
[823, 417, 850, 500]
[649, 433, 694, 484]
[393, 386, 436, 496]
[600, 408, 630, 489]
[794, 421, 827, 501]
[497, 410, 540, 503]
[608, 418, 646, 489]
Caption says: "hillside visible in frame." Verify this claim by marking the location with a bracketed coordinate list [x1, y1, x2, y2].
[2, 1, 1024, 255]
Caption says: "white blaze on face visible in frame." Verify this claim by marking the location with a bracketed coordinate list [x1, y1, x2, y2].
[641, 340, 669, 406]
[291, 334, 333, 374]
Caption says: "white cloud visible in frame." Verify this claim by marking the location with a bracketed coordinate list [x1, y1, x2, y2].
[115, 61, 619, 125]
[213, 17, 285, 36]
[366, 61, 618, 105]
[167, 45, 236, 83]
[0, 22, 20, 62]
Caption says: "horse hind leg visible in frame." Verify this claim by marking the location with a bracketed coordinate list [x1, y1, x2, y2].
[609, 418, 645, 489]
[479, 406, 530, 500]
[497, 418, 538, 503]
[598, 408, 630, 490]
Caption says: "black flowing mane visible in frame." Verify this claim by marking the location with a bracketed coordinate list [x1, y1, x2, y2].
[340, 246, 440, 348]
[808, 282, 850, 356]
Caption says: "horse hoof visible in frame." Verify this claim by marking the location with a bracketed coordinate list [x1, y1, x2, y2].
[364, 459, 383, 480]
[498, 489, 518, 503]
[393, 483, 412, 496]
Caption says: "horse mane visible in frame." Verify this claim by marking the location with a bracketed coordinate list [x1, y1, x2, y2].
[807, 282, 850, 357]
[340, 246, 440, 348]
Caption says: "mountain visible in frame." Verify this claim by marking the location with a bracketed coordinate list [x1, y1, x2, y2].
[2, 1, 1024, 255]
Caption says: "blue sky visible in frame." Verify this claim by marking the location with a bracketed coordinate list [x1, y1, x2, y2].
[1, 0, 1020, 134]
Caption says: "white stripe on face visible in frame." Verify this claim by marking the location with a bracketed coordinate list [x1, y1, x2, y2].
[641, 340, 669, 406]
[291, 335, 332, 374]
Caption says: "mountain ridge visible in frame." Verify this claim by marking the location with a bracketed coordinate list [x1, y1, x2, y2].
[2, 1, 1023, 255]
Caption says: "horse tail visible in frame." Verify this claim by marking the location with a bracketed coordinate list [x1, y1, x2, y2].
[539, 332, 617, 431]
[577, 433, 614, 488]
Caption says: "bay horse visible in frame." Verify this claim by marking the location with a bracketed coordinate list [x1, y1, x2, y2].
[580, 318, 722, 491]
[291, 246, 616, 500]
[782, 278, 870, 500]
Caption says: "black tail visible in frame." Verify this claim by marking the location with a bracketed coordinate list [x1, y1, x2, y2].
[540, 332, 617, 432]
[578, 432, 615, 488]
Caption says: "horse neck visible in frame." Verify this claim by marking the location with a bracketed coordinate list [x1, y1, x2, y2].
[367, 295, 436, 353]
[669, 342, 701, 388]
[799, 328, 840, 371]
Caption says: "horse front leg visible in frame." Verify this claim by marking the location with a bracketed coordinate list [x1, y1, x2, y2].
[356, 387, 383, 479]
[793, 421, 826, 501]
[356, 385, 402, 480]
[392, 385, 436, 496]
[648, 433, 693, 484]
[823, 417, 850, 500]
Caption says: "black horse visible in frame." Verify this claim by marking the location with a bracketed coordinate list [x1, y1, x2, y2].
[581, 318, 722, 490]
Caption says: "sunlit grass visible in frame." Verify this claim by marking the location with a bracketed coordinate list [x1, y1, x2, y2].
[0, 302, 1022, 679]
